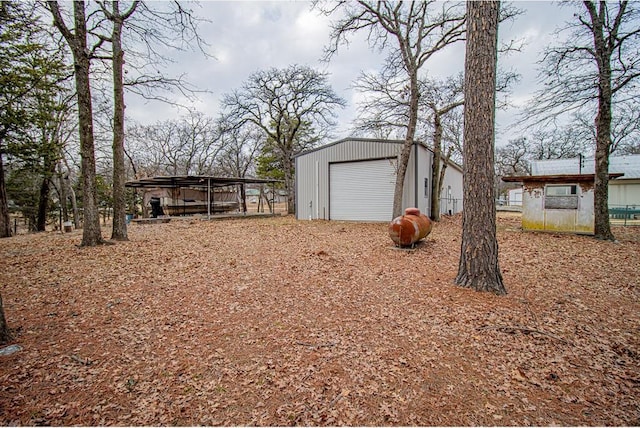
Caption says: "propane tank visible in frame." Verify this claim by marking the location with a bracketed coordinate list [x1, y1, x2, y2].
[389, 207, 433, 247]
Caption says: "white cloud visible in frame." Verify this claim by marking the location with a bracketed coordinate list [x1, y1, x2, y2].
[124, 1, 586, 146]
[292, 9, 330, 52]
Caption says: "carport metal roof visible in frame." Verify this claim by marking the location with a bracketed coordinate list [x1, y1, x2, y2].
[125, 175, 281, 189]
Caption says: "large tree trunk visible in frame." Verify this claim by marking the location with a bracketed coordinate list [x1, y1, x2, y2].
[240, 184, 247, 213]
[50, 1, 103, 244]
[436, 148, 452, 217]
[594, 91, 613, 240]
[430, 101, 462, 220]
[430, 114, 443, 221]
[69, 181, 80, 228]
[36, 177, 50, 232]
[284, 152, 294, 214]
[71, 2, 104, 246]
[0, 149, 11, 238]
[589, 1, 615, 241]
[455, 0, 506, 295]
[75, 60, 103, 244]
[392, 74, 420, 219]
[110, 7, 128, 241]
[0, 291, 9, 344]
[60, 156, 79, 227]
[58, 166, 69, 223]
[36, 157, 58, 232]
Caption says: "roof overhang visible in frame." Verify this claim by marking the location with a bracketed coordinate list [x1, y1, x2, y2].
[502, 173, 624, 183]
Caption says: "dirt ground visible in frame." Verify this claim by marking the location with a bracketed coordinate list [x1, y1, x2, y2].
[0, 213, 638, 426]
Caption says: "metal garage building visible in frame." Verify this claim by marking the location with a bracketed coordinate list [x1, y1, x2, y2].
[295, 138, 463, 221]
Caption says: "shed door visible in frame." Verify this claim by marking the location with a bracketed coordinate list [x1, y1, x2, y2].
[330, 159, 396, 221]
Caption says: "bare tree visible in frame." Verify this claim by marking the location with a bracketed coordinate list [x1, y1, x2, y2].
[529, 127, 590, 160]
[91, 1, 209, 239]
[116, 2, 209, 105]
[220, 64, 345, 214]
[440, 106, 464, 166]
[455, 0, 505, 295]
[422, 75, 464, 221]
[96, 1, 139, 241]
[351, 70, 411, 139]
[610, 103, 640, 155]
[33, 93, 75, 232]
[322, 1, 465, 218]
[573, 103, 640, 155]
[48, 1, 106, 246]
[126, 112, 221, 177]
[216, 123, 263, 212]
[495, 137, 531, 177]
[352, 68, 518, 220]
[216, 123, 262, 179]
[127, 119, 180, 176]
[495, 126, 592, 200]
[59, 149, 81, 228]
[526, 1, 640, 240]
[495, 136, 533, 200]
[179, 112, 222, 175]
[352, 72, 465, 221]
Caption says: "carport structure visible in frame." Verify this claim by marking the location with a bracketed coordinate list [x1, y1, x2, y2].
[125, 175, 281, 219]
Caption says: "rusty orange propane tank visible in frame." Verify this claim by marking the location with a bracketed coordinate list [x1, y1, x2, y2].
[388, 208, 433, 247]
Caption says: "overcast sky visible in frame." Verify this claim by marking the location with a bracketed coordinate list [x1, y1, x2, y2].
[125, 1, 578, 147]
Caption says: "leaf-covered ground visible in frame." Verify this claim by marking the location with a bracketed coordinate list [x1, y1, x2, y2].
[1, 213, 639, 426]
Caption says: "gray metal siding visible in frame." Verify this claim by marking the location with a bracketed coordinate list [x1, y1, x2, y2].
[297, 139, 407, 220]
[296, 138, 451, 220]
[329, 159, 396, 221]
[415, 145, 433, 215]
[441, 161, 464, 215]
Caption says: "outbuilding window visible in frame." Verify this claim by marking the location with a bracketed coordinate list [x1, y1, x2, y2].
[545, 184, 578, 209]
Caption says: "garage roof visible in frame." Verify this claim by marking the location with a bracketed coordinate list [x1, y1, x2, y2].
[294, 137, 464, 173]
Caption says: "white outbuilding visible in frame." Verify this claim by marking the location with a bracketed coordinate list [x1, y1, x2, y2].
[530, 154, 640, 208]
[294, 137, 463, 221]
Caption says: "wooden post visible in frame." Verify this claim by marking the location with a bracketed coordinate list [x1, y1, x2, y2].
[207, 178, 211, 220]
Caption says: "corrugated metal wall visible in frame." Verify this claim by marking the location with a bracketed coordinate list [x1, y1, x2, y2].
[440, 160, 465, 215]
[609, 180, 640, 206]
[329, 159, 396, 221]
[415, 143, 432, 215]
[295, 138, 437, 221]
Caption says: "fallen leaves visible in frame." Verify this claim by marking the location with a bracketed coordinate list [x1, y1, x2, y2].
[0, 213, 639, 425]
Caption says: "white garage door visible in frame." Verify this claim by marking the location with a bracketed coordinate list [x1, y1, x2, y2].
[330, 159, 396, 221]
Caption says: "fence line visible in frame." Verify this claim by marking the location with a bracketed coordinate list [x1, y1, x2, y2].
[439, 198, 462, 216]
[608, 204, 640, 226]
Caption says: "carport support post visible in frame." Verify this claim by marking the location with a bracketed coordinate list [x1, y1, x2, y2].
[270, 182, 275, 214]
[625, 205, 628, 227]
[207, 178, 211, 220]
[240, 183, 247, 215]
